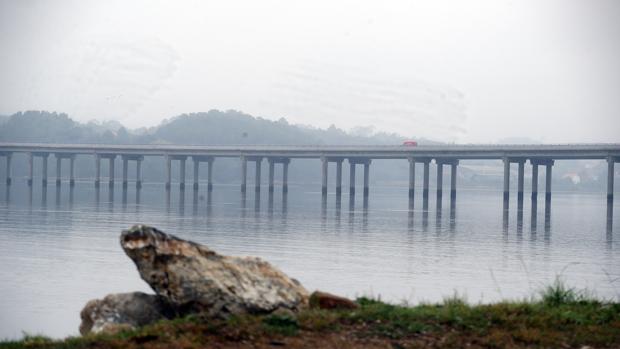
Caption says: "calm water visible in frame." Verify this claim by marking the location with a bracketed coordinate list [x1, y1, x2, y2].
[0, 182, 618, 339]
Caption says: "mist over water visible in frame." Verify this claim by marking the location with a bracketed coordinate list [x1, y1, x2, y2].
[0, 181, 617, 339]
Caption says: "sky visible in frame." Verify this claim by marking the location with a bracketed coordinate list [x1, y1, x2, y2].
[0, 0, 619, 143]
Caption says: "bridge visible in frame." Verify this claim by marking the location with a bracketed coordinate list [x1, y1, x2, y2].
[0, 143, 619, 202]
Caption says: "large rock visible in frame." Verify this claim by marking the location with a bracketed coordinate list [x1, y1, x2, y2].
[120, 225, 309, 317]
[79, 292, 174, 335]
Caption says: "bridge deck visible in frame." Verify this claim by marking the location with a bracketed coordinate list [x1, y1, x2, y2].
[1, 143, 619, 160]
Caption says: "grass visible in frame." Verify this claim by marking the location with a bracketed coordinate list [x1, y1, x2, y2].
[2, 282, 619, 348]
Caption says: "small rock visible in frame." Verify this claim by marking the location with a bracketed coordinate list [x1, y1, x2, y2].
[79, 292, 174, 335]
[309, 291, 359, 310]
[120, 225, 309, 317]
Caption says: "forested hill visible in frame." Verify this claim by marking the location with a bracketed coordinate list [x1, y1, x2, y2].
[0, 110, 425, 146]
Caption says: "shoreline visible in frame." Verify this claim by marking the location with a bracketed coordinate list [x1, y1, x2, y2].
[3, 283, 620, 349]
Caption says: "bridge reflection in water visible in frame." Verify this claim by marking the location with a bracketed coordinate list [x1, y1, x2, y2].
[2, 179, 616, 249]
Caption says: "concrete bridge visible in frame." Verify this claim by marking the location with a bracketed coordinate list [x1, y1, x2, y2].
[0, 143, 619, 203]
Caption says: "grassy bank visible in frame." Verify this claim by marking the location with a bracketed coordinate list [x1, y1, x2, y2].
[2, 283, 619, 349]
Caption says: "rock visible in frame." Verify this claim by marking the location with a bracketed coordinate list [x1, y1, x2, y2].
[120, 224, 309, 317]
[309, 291, 359, 310]
[79, 292, 174, 335]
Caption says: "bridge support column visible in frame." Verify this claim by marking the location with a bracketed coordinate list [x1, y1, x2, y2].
[4, 154, 12, 186]
[321, 157, 328, 196]
[607, 156, 615, 202]
[241, 156, 247, 193]
[69, 156, 75, 187]
[136, 158, 142, 189]
[193, 160, 199, 191]
[436, 161, 443, 200]
[531, 162, 538, 200]
[531, 158, 553, 202]
[179, 157, 186, 190]
[545, 161, 554, 202]
[28, 153, 33, 186]
[503, 158, 510, 202]
[450, 161, 458, 200]
[122, 157, 129, 189]
[119, 155, 143, 189]
[408, 158, 416, 198]
[55, 156, 62, 186]
[165, 155, 171, 190]
[349, 161, 356, 196]
[254, 157, 262, 193]
[283, 160, 289, 193]
[422, 160, 430, 201]
[336, 160, 343, 196]
[269, 158, 275, 193]
[363, 160, 371, 197]
[41, 154, 48, 187]
[517, 160, 525, 202]
[108, 156, 115, 188]
[191, 156, 214, 191]
[207, 159, 214, 192]
[94, 155, 101, 188]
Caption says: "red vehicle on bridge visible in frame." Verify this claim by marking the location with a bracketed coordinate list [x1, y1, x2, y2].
[402, 140, 418, 146]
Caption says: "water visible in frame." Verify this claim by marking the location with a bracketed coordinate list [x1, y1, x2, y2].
[0, 182, 618, 339]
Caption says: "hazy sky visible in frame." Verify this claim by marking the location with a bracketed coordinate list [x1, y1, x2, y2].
[1, 0, 619, 143]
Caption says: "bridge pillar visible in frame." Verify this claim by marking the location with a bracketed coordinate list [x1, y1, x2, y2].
[422, 160, 430, 202]
[607, 156, 615, 202]
[545, 161, 554, 202]
[28, 152, 34, 186]
[179, 157, 186, 190]
[41, 154, 48, 187]
[118, 155, 144, 189]
[503, 157, 510, 202]
[266, 157, 291, 193]
[450, 161, 458, 200]
[335, 160, 343, 196]
[122, 157, 129, 189]
[530, 158, 554, 202]
[241, 156, 247, 193]
[69, 156, 75, 187]
[193, 160, 200, 190]
[136, 158, 142, 189]
[436, 161, 443, 200]
[269, 158, 275, 193]
[191, 156, 214, 191]
[363, 160, 371, 197]
[207, 159, 214, 192]
[3, 153, 12, 186]
[5, 154, 12, 186]
[531, 162, 538, 200]
[408, 157, 416, 198]
[347, 158, 370, 197]
[108, 156, 115, 188]
[94, 155, 101, 188]
[517, 160, 525, 202]
[54, 153, 77, 186]
[55, 155, 62, 186]
[349, 160, 356, 196]
[283, 160, 290, 193]
[165, 155, 172, 190]
[254, 157, 262, 193]
[321, 157, 328, 196]
[436, 159, 458, 201]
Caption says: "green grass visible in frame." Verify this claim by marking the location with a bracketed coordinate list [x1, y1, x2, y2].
[2, 282, 619, 348]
